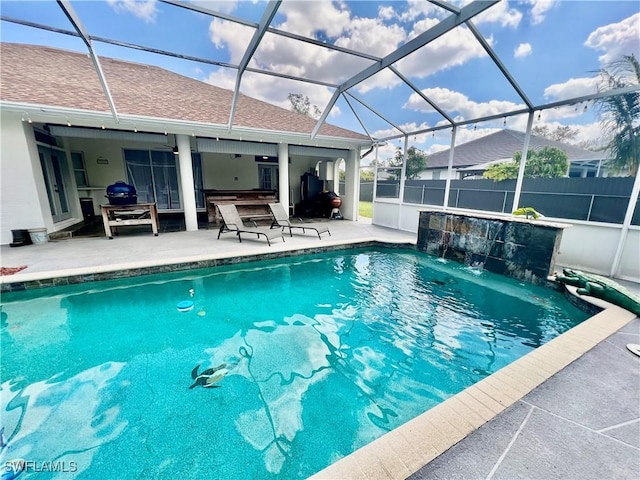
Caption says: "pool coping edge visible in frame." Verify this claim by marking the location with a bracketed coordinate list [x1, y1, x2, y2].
[0, 239, 413, 292]
[309, 303, 637, 480]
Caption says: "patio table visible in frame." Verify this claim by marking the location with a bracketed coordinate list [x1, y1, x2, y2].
[100, 202, 159, 239]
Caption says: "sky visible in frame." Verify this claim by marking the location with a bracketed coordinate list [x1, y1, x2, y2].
[1, 0, 639, 162]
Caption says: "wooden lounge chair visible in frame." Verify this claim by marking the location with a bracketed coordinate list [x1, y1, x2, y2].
[268, 203, 331, 240]
[217, 204, 284, 246]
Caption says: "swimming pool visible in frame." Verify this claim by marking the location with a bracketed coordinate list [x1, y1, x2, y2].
[0, 248, 589, 479]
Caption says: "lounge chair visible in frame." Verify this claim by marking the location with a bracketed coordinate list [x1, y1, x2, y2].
[217, 204, 284, 246]
[268, 203, 331, 240]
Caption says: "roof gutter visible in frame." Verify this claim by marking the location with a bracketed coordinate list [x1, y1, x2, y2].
[1, 101, 372, 150]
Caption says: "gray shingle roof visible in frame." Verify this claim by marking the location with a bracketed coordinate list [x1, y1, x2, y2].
[426, 129, 605, 169]
[0, 43, 368, 141]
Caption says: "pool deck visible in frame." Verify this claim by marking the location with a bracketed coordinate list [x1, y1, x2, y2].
[1, 219, 639, 479]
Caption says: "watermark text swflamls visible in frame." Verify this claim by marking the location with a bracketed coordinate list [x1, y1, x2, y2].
[4, 458, 79, 474]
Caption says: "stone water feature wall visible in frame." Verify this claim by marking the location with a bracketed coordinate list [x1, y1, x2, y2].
[417, 210, 569, 285]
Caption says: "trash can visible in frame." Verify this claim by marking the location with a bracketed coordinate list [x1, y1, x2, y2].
[28, 228, 48, 244]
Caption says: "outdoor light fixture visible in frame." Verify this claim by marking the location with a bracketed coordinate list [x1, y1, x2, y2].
[172, 137, 179, 155]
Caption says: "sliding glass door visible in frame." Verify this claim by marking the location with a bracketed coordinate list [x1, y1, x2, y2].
[124, 149, 203, 210]
[38, 145, 72, 223]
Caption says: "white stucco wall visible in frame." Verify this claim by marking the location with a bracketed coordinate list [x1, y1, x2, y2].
[556, 222, 640, 282]
[617, 229, 640, 281]
[0, 112, 50, 245]
[417, 168, 458, 180]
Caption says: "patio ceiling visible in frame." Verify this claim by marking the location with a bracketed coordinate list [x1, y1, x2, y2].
[1, 0, 638, 145]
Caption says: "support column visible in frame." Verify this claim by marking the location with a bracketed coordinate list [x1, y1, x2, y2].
[398, 135, 409, 227]
[343, 149, 359, 221]
[443, 126, 457, 209]
[610, 171, 640, 278]
[176, 134, 198, 231]
[278, 142, 290, 214]
[511, 112, 535, 213]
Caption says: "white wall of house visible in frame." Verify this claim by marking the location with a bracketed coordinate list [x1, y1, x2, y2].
[372, 199, 639, 282]
[65, 135, 174, 214]
[1, 112, 64, 244]
[202, 153, 261, 190]
[417, 168, 458, 180]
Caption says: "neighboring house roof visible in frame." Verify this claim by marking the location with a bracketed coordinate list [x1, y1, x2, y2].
[425, 129, 605, 169]
[0, 43, 368, 141]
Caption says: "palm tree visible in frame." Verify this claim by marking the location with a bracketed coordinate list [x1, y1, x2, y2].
[595, 54, 640, 176]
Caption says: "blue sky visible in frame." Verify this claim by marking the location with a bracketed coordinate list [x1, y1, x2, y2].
[1, 1, 639, 160]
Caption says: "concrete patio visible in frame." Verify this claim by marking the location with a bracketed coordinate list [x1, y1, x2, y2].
[1, 219, 638, 480]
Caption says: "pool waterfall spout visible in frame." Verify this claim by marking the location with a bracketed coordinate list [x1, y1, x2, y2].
[418, 210, 569, 285]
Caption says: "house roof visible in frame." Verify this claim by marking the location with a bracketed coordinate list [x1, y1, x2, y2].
[0, 43, 369, 142]
[425, 129, 606, 169]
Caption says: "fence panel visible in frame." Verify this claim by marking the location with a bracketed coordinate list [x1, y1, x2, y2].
[395, 177, 637, 225]
[359, 182, 373, 201]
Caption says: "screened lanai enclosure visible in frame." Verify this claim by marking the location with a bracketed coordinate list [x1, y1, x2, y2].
[0, 1, 638, 279]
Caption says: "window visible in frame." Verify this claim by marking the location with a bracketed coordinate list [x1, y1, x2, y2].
[71, 151, 88, 187]
[258, 164, 278, 191]
[124, 149, 204, 210]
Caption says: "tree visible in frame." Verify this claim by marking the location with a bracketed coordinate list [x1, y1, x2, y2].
[288, 93, 321, 119]
[483, 147, 569, 181]
[360, 169, 374, 182]
[532, 125, 579, 143]
[388, 146, 428, 179]
[593, 54, 640, 176]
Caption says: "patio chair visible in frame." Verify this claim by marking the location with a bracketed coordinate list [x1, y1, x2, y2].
[268, 203, 331, 240]
[217, 204, 284, 246]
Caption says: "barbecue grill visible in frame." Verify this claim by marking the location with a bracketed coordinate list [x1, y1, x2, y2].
[106, 181, 138, 205]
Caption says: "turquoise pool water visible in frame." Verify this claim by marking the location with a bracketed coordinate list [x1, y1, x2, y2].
[1, 248, 589, 479]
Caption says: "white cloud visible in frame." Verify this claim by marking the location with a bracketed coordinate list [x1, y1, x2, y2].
[278, 0, 351, 38]
[335, 16, 406, 58]
[475, 1, 523, 28]
[106, 0, 157, 23]
[585, 13, 640, 65]
[543, 77, 599, 101]
[397, 0, 443, 22]
[514, 43, 532, 59]
[405, 87, 525, 122]
[204, 68, 339, 118]
[190, 1, 239, 15]
[208, 19, 254, 58]
[526, 0, 558, 25]
[392, 26, 490, 86]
